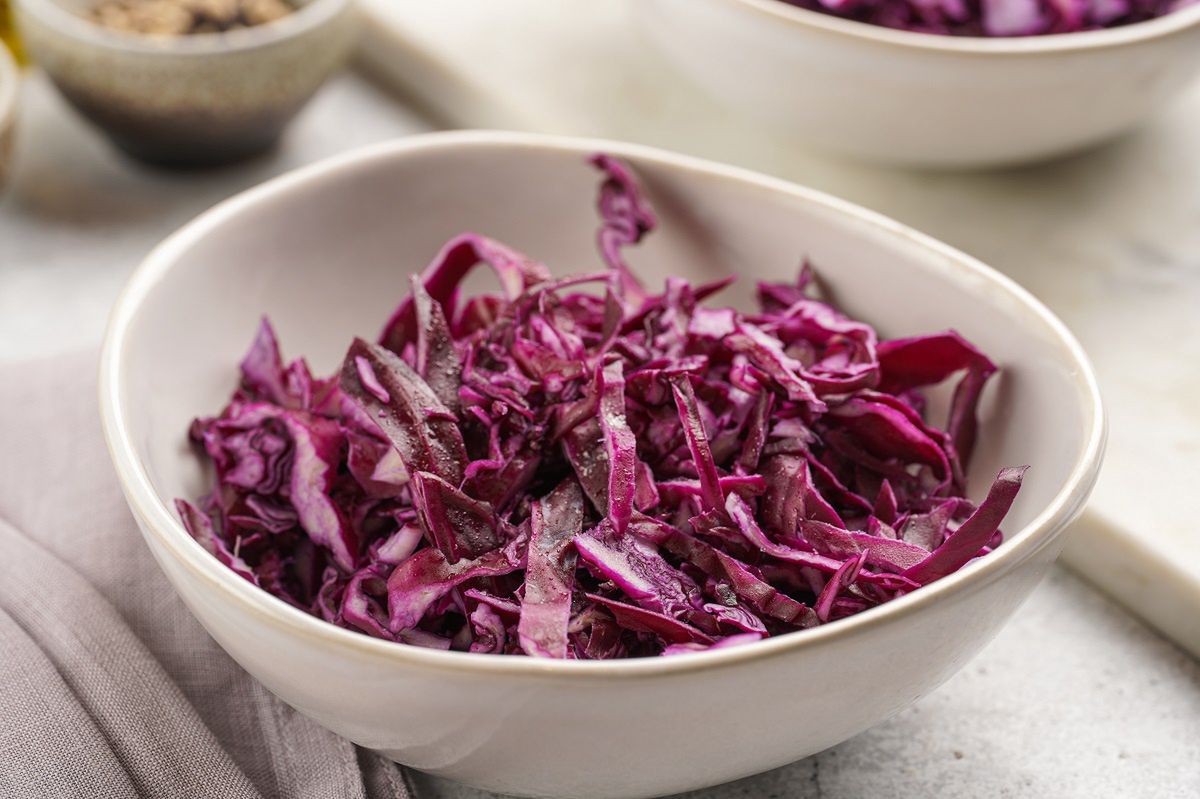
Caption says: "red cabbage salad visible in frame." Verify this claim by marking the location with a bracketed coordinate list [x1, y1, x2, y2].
[178, 155, 1027, 659]
[777, 0, 1196, 37]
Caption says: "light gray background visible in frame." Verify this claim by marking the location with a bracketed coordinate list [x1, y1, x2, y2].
[0, 71, 1197, 798]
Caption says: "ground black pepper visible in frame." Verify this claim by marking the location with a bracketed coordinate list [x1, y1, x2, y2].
[91, 0, 294, 36]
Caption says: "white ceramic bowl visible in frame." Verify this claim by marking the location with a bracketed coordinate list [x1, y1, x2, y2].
[639, 0, 1200, 168]
[14, 0, 357, 165]
[100, 131, 1104, 798]
[0, 42, 17, 186]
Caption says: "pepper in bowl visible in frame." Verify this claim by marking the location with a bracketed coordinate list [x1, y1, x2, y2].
[13, 0, 357, 166]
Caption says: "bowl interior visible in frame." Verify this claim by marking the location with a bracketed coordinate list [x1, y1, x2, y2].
[113, 134, 1098, 615]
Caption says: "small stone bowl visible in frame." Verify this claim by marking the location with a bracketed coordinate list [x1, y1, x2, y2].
[14, 0, 356, 166]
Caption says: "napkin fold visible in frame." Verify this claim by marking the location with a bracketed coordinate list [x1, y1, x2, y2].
[0, 352, 411, 799]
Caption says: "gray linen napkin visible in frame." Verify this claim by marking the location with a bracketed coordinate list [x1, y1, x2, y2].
[0, 352, 412, 799]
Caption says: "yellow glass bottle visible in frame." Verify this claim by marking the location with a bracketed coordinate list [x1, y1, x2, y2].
[1, 0, 25, 64]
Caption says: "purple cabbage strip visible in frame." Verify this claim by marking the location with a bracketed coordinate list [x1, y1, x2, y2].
[877, 332, 997, 468]
[670, 375, 725, 513]
[585, 594, 714, 645]
[409, 471, 503, 563]
[239, 318, 292, 408]
[468, 603, 509, 654]
[776, 0, 1189, 37]
[518, 481, 585, 658]
[280, 412, 359, 571]
[179, 153, 1027, 658]
[815, 552, 867, 623]
[656, 526, 817, 628]
[342, 564, 393, 640]
[904, 467, 1028, 584]
[340, 337, 467, 486]
[597, 359, 637, 535]
[378, 233, 551, 353]
[561, 418, 611, 514]
[387, 540, 523, 634]
[176, 499, 258, 584]
[799, 519, 930, 572]
[576, 521, 716, 634]
[726, 322, 825, 408]
[590, 153, 656, 307]
[411, 276, 462, 414]
[662, 632, 763, 656]
[901, 501, 958, 551]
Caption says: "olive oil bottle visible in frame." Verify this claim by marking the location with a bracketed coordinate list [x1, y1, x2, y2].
[1, 0, 24, 63]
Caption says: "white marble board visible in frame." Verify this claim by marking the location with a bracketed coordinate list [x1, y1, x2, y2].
[358, 0, 1200, 658]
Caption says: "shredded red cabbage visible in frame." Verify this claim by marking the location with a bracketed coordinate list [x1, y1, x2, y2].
[777, 0, 1196, 37]
[180, 155, 1027, 658]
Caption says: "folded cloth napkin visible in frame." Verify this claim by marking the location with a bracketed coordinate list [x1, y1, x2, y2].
[0, 352, 412, 799]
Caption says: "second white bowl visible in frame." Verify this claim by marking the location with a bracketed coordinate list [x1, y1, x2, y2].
[640, 0, 1200, 168]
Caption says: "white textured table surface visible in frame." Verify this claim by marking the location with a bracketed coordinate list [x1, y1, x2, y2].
[1, 68, 1198, 798]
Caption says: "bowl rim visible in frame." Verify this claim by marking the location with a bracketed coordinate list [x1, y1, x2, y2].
[722, 0, 1200, 54]
[0, 42, 16, 132]
[13, 0, 350, 55]
[99, 130, 1106, 680]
